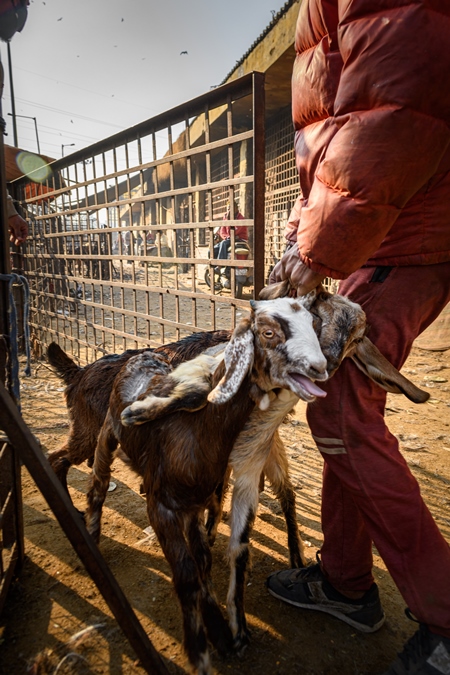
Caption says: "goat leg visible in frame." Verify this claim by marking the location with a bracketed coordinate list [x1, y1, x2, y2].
[226, 473, 261, 652]
[264, 431, 306, 567]
[47, 444, 72, 495]
[85, 414, 118, 543]
[148, 503, 213, 675]
[205, 465, 231, 546]
[186, 513, 234, 657]
[47, 444, 85, 519]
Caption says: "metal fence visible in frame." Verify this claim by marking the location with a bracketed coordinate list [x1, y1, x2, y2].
[12, 73, 265, 364]
[0, 434, 24, 614]
[264, 106, 298, 277]
[263, 107, 338, 294]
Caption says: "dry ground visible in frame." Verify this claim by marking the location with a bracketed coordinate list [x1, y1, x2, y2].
[0, 345, 449, 675]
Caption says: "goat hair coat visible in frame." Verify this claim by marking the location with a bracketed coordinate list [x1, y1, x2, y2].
[286, 0, 450, 279]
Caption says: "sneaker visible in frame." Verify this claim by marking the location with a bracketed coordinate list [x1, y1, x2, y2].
[266, 561, 385, 633]
[382, 611, 450, 674]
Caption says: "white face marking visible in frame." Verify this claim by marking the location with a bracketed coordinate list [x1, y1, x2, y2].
[255, 297, 327, 377]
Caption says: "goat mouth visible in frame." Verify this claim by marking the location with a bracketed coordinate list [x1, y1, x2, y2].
[287, 372, 327, 401]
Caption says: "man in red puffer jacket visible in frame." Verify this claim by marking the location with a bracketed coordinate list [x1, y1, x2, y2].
[266, 1, 450, 673]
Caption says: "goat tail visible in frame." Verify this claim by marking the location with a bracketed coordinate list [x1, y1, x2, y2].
[47, 342, 81, 385]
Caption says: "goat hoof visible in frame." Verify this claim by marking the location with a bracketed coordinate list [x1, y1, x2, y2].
[211, 624, 234, 658]
[232, 630, 250, 655]
[290, 553, 307, 568]
[120, 405, 146, 426]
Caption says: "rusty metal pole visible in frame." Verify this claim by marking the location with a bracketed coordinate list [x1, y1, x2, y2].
[252, 71, 266, 298]
[0, 381, 169, 675]
[0, 58, 12, 387]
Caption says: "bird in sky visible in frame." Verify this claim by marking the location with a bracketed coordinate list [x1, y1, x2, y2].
[57, 17, 63, 21]
[180, 51, 188, 55]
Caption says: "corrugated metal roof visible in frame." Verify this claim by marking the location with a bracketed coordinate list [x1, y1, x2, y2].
[221, 0, 296, 84]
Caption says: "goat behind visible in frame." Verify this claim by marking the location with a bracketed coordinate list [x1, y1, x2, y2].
[85, 295, 328, 675]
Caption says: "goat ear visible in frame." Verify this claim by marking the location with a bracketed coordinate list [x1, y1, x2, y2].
[351, 337, 430, 404]
[258, 279, 291, 300]
[207, 318, 254, 404]
[299, 287, 321, 311]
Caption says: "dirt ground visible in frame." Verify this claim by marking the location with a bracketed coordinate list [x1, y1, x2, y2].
[0, 344, 449, 675]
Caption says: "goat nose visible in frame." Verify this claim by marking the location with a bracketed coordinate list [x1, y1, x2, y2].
[308, 358, 328, 380]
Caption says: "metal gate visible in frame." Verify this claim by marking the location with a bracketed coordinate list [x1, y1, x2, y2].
[0, 434, 24, 614]
[12, 73, 265, 363]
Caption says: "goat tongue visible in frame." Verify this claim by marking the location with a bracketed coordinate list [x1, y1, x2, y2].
[289, 373, 327, 398]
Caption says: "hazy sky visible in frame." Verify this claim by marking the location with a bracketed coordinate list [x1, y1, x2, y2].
[1, 0, 289, 160]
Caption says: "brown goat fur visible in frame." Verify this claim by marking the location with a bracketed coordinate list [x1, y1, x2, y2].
[46, 330, 231, 498]
[85, 297, 328, 674]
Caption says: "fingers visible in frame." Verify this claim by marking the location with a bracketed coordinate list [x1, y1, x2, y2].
[268, 243, 325, 296]
[8, 215, 28, 246]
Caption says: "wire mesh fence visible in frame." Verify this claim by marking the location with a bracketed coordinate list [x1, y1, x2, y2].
[13, 74, 265, 363]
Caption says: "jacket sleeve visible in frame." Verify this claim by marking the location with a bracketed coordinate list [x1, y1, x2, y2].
[296, 1, 450, 279]
[7, 192, 18, 218]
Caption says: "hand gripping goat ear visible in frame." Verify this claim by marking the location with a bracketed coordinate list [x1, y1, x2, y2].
[258, 279, 319, 310]
[207, 318, 254, 405]
[258, 279, 292, 300]
[350, 337, 429, 404]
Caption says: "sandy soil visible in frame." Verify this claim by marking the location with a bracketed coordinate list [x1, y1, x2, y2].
[0, 345, 449, 675]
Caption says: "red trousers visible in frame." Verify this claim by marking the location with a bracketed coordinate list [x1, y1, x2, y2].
[307, 262, 450, 638]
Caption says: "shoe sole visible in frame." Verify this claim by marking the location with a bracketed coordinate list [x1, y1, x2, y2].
[267, 587, 386, 634]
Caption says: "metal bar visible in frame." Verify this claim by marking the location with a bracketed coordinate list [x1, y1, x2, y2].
[252, 71, 266, 296]
[25, 74, 255, 173]
[30, 175, 255, 219]
[0, 381, 169, 675]
[20, 130, 254, 205]
[0, 540, 19, 614]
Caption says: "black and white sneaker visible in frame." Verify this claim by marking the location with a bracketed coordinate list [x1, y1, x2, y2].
[266, 561, 385, 633]
[382, 610, 450, 674]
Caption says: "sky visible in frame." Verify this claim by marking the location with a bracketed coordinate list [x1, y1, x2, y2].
[1, 0, 289, 160]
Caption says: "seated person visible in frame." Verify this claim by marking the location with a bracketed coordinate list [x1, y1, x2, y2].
[214, 201, 248, 260]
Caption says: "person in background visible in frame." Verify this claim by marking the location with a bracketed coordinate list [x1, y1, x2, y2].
[214, 200, 248, 260]
[5, 191, 28, 245]
[266, 2, 450, 674]
[0, 0, 30, 246]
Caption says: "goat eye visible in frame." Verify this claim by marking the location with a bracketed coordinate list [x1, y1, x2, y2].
[263, 330, 274, 339]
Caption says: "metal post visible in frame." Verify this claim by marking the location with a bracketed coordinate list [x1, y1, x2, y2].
[62, 143, 75, 157]
[252, 71, 266, 297]
[6, 42, 18, 147]
[0, 57, 12, 387]
[8, 113, 40, 153]
[32, 115, 39, 153]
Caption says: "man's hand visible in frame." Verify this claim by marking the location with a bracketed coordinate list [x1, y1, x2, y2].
[8, 214, 28, 246]
[269, 243, 325, 296]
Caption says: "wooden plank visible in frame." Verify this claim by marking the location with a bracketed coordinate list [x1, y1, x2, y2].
[0, 381, 168, 675]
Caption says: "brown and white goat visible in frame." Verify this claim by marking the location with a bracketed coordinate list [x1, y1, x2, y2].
[46, 330, 231, 505]
[47, 287, 429, 660]
[84, 295, 329, 675]
[220, 286, 429, 647]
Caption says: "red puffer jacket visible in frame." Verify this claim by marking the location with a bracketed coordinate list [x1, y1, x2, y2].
[289, 0, 450, 280]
